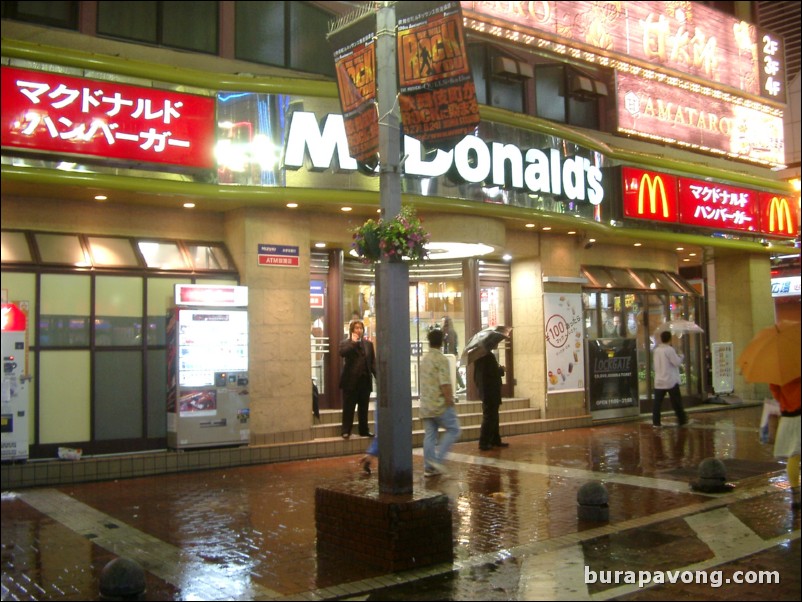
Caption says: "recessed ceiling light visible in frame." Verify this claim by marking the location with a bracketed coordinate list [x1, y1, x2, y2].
[94, 195, 107, 201]
[676, 247, 684, 251]
[341, 206, 352, 212]
[502, 253, 512, 261]
[286, 202, 298, 208]
[525, 223, 536, 228]
[314, 242, 326, 248]
[542, 226, 551, 231]
[634, 242, 642, 247]
[689, 252, 697, 256]
[183, 202, 195, 209]
[567, 231, 576, 235]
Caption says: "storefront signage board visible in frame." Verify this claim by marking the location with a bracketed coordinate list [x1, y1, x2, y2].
[543, 293, 584, 393]
[461, 1, 786, 104]
[587, 338, 639, 413]
[1, 66, 216, 169]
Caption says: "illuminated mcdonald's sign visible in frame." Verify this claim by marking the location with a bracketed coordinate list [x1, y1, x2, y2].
[759, 193, 799, 238]
[621, 167, 678, 223]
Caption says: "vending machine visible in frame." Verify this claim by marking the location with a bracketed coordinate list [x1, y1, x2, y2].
[2, 302, 30, 462]
[167, 284, 250, 449]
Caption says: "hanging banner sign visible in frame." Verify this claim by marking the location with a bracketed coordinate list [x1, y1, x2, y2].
[329, 15, 379, 166]
[396, 1, 480, 146]
[543, 293, 584, 393]
[0, 66, 216, 169]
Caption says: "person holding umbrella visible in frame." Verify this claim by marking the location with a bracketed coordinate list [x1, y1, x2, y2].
[652, 330, 688, 428]
[769, 377, 801, 510]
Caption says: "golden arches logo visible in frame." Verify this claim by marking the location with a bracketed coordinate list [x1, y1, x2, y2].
[767, 196, 794, 234]
[637, 173, 670, 218]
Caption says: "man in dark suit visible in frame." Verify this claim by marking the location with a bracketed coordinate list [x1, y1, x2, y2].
[339, 319, 377, 438]
[474, 351, 508, 450]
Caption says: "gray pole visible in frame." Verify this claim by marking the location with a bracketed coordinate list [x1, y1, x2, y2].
[375, 1, 413, 494]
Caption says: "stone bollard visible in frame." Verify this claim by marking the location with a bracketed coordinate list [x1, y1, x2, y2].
[691, 457, 732, 493]
[99, 557, 146, 601]
[577, 480, 609, 522]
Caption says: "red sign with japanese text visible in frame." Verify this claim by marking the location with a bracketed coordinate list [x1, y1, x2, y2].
[621, 167, 678, 224]
[678, 177, 758, 232]
[1, 66, 216, 169]
[758, 193, 799, 238]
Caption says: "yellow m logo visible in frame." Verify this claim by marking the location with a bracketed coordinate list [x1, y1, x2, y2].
[637, 174, 670, 218]
[768, 197, 794, 234]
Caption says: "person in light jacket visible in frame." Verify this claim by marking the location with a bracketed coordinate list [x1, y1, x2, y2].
[652, 330, 688, 427]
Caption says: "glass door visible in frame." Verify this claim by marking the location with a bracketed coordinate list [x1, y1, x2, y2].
[479, 283, 512, 397]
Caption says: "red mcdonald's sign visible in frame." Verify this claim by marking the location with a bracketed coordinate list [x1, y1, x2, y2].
[621, 167, 678, 224]
[759, 193, 799, 238]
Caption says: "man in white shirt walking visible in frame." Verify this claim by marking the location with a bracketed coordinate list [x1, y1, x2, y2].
[652, 330, 688, 427]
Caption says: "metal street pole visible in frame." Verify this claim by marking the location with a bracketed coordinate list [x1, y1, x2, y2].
[375, 1, 413, 494]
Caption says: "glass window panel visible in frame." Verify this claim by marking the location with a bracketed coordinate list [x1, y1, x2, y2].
[95, 276, 143, 346]
[87, 236, 139, 267]
[40, 274, 90, 347]
[186, 244, 234, 270]
[137, 241, 188, 270]
[35, 233, 89, 266]
[94, 351, 142, 440]
[39, 350, 90, 443]
[468, 45, 487, 105]
[607, 268, 644, 289]
[3, 1, 78, 29]
[162, 0, 217, 54]
[147, 349, 167, 437]
[147, 277, 191, 345]
[97, 1, 157, 43]
[490, 78, 524, 112]
[1, 231, 33, 263]
[235, 1, 284, 66]
[289, 2, 335, 76]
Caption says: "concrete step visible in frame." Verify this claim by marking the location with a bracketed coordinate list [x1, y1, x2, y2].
[313, 398, 536, 439]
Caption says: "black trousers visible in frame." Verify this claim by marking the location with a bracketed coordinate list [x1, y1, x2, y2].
[341, 380, 371, 436]
[479, 400, 501, 447]
[652, 384, 688, 426]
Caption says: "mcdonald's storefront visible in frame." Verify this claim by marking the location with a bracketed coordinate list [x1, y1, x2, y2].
[2, 50, 799, 459]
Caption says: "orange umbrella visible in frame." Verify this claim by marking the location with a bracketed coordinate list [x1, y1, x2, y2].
[736, 320, 801, 385]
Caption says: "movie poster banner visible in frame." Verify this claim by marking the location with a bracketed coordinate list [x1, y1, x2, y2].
[329, 20, 379, 165]
[396, 1, 480, 146]
[587, 339, 638, 413]
[543, 293, 584, 394]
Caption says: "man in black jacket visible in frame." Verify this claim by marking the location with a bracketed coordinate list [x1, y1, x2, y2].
[339, 320, 376, 439]
[474, 351, 508, 450]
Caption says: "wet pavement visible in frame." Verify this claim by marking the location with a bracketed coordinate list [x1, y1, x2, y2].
[2, 404, 799, 601]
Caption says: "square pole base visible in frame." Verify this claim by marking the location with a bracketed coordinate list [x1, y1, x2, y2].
[316, 480, 453, 572]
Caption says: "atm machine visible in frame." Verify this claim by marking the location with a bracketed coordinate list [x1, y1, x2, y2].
[166, 284, 250, 449]
[2, 303, 30, 462]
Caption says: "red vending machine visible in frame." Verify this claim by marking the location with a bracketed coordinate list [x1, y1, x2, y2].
[167, 284, 249, 449]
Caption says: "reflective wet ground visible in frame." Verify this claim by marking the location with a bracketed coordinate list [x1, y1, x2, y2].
[2, 404, 799, 601]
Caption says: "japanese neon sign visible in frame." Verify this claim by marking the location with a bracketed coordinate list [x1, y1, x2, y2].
[678, 178, 758, 232]
[1, 66, 216, 169]
[621, 167, 678, 223]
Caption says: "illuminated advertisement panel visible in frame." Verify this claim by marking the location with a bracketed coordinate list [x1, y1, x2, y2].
[621, 167, 678, 224]
[461, 1, 785, 103]
[0, 66, 216, 169]
[616, 72, 784, 167]
[678, 177, 758, 232]
[758, 192, 799, 238]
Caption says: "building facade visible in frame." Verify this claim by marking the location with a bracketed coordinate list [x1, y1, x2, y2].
[1, 2, 799, 460]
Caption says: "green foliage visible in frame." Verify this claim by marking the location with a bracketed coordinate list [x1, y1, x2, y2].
[351, 206, 430, 263]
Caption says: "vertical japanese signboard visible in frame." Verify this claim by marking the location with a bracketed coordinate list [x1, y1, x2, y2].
[396, 1, 480, 146]
[329, 17, 380, 167]
[1, 66, 216, 169]
[543, 293, 584, 393]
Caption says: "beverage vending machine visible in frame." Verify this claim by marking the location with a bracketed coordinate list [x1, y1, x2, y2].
[167, 284, 250, 449]
[2, 302, 30, 462]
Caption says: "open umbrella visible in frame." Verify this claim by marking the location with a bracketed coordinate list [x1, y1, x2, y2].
[461, 326, 512, 364]
[737, 320, 801, 385]
[653, 319, 704, 336]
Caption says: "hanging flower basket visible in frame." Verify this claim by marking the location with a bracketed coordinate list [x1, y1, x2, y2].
[351, 206, 430, 264]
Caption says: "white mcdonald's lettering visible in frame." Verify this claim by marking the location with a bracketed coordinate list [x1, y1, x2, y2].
[768, 197, 793, 234]
[637, 173, 670, 218]
[283, 111, 604, 205]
